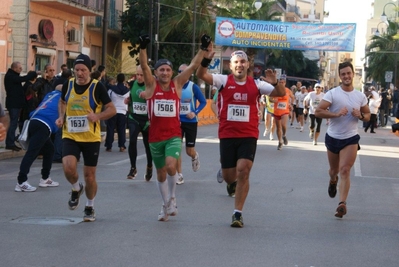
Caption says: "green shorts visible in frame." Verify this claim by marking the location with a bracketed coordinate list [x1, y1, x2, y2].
[149, 137, 182, 169]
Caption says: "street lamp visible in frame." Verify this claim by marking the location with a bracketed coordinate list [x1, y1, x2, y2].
[381, 2, 397, 22]
[254, 0, 262, 11]
[374, 22, 387, 36]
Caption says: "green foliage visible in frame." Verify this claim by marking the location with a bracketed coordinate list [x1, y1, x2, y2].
[366, 21, 398, 85]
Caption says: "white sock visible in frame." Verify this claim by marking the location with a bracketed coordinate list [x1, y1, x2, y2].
[86, 199, 94, 207]
[72, 181, 81, 191]
[234, 209, 242, 214]
[167, 173, 178, 199]
[157, 180, 168, 205]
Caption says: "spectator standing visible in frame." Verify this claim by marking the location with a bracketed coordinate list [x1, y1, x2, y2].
[33, 64, 56, 102]
[4, 62, 37, 151]
[364, 88, 381, 134]
[105, 73, 130, 152]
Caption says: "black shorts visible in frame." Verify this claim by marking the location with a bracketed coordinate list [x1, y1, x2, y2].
[62, 138, 101, 167]
[181, 122, 198, 147]
[297, 108, 304, 115]
[220, 137, 257, 168]
[325, 133, 360, 154]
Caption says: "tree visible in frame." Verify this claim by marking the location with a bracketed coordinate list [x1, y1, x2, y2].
[366, 21, 398, 87]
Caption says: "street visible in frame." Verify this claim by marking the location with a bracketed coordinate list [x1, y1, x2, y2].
[0, 121, 398, 267]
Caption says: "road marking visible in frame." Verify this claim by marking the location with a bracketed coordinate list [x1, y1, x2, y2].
[354, 154, 362, 177]
[106, 154, 146, 166]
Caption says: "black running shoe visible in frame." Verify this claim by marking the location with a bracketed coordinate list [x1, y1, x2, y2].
[335, 201, 347, 218]
[231, 212, 244, 228]
[144, 166, 153, 181]
[127, 168, 137, 179]
[83, 206, 96, 222]
[328, 176, 338, 198]
[227, 181, 237, 197]
[277, 142, 283, 150]
[68, 183, 84, 210]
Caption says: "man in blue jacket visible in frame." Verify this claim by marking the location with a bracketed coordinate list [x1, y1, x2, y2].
[176, 64, 207, 185]
[15, 87, 61, 192]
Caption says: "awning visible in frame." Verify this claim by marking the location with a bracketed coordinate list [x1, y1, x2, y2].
[34, 46, 56, 56]
[67, 51, 80, 59]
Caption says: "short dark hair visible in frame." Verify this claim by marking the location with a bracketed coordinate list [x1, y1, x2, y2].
[98, 65, 105, 72]
[61, 69, 72, 78]
[90, 70, 101, 79]
[338, 61, 354, 73]
[117, 73, 125, 83]
[28, 70, 38, 80]
[91, 60, 96, 68]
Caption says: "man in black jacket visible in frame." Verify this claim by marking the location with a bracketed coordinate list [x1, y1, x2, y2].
[33, 63, 56, 102]
[4, 61, 37, 151]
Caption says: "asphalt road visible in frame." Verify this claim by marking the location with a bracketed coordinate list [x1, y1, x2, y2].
[0, 120, 398, 267]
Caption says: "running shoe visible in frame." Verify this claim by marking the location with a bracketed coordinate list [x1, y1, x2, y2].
[83, 206, 96, 222]
[192, 152, 200, 172]
[15, 181, 37, 192]
[216, 168, 223, 183]
[328, 176, 338, 198]
[167, 197, 178, 216]
[313, 140, 317, 145]
[144, 166, 153, 181]
[39, 178, 59, 188]
[335, 201, 347, 218]
[269, 133, 274, 140]
[227, 181, 237, 197]
[231, 212, 244, 228]
[309, 131, 314, 139]
[277, 142, 282, 150]
[282, 136, 288, 145]
[158, 205, 169, 221]
[300, 127, 304, 132]
[127, 167, 137, 179]
[263, 129, 269, 137]
[176, 173, 184, 185]
[68, 183, 84, 210]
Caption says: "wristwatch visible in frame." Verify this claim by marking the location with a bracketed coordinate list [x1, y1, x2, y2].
[271, 81, 278, 87]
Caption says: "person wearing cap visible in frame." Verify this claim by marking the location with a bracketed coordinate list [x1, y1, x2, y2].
[197, 47, 286, 228]
[291, 81, 302, 128]
[272, 75, 295, 150]
[137, 34, 210, 222]
[56, 53, 116, 222]
[303, 83, 325, 145]
[315, 61, 370, 219]
[295, 85, 308, 132]
[175, 63, 207, 185]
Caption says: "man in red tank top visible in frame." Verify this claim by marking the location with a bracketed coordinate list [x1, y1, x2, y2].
[197, 47, 286, 227]
[137, 34, 210, 222]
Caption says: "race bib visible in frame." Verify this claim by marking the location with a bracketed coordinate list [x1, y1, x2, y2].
[133, 102, 147, 114]
[67, 116, 89, 133]
[227, 104, 250, 122]
[154, 99, 176, 117]
[276, 102, 287, 109]
[312, 99, 320, 107]
[180, 103, 190, 115]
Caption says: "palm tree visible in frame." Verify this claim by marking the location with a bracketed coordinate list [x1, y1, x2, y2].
[366, 21, 398, 86]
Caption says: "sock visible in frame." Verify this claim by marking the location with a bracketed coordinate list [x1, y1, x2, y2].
[157, 180, 168, 205]
[234, 209, 242, 215]
[86, 199, 94, 207]
[167, 173, 178, 199]
[72, 181, 81, 191]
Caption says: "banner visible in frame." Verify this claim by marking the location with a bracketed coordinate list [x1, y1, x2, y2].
[215, 17, 356, 52]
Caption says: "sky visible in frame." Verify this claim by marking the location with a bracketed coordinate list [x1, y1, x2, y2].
[324, 0, 373, 66]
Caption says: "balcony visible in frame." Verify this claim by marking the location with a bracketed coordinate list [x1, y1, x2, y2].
[31, 0, 102, 16]
[286, 5, 301, 22]
[86, 10, 122, 35]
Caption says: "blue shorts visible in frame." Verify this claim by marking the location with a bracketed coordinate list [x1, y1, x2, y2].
[325, 133, 360, 154]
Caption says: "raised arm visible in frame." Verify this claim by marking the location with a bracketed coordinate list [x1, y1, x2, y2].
[138, 35, 156, 99]
[196, 36, 215, 86]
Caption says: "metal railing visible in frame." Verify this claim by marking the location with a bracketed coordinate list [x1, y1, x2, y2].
[87, 9, 122, 31]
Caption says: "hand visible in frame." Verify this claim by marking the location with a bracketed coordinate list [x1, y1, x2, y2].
[337, 106, 348, 117]
[351, 108, 361, 118]
[263, 69, 278, 85]
[55, 118, 64, 128]
[87, 110, 99, 123]
[200, 34, 212, 51]
[139, 34, 151, 49]
[0, 123, 6, 142]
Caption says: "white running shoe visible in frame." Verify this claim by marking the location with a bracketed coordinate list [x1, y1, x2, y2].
[158, 205, 169, 221]
[269, 133, 274, 140]
[39, 178, 59, 188]
[167, 197, 178, 216]
[263, 129, 269, 137]
[313, 140, 317, 145]
[192, 152, 200, 172]
[176, 173, 184, 185]
[15, 181, 37, 192]
[300, 127, 304, 132]
[216, 168, 224, 183]
[309, 131, 314, 139]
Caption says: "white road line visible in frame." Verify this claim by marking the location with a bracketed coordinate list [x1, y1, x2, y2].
[106, 154, 146, 166]
[354, 154, 362, 177]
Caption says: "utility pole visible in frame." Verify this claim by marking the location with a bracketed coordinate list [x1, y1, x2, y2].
[101, 0, 109, 66]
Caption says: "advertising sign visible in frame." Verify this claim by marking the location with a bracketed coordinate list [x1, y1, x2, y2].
[215, 17, 356, 52]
